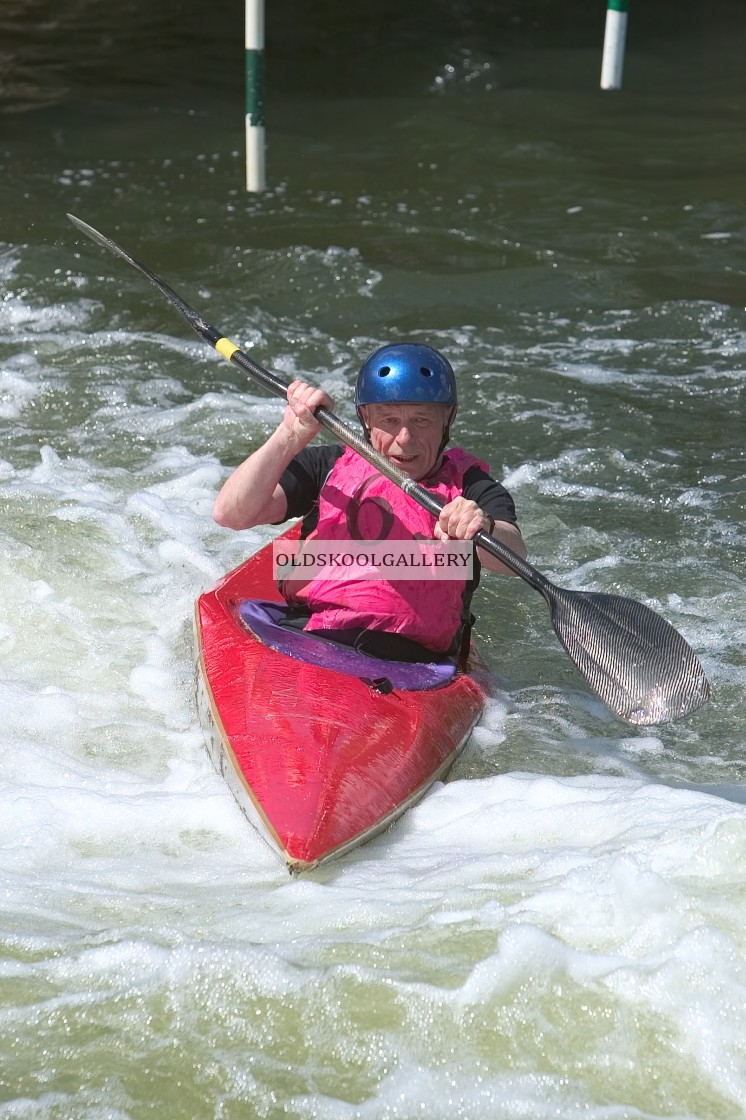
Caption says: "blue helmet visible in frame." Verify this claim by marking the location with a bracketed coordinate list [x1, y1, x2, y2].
[355, 343, 457, 408]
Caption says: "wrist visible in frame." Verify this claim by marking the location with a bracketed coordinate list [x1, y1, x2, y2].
[276, 421, 313, 457]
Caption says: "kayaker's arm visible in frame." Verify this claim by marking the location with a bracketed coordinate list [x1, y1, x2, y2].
[213, 381, 334, 530]
[434, 496, 528, 576]
[476, 520, 527, 576]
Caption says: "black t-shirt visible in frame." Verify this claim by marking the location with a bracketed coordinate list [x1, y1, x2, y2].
[279, 444, 519, 531]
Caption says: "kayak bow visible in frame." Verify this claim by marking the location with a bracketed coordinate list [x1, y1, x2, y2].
[195, 526, 486, 872]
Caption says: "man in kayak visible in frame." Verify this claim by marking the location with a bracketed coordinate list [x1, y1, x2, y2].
[213, 343, 527, 663]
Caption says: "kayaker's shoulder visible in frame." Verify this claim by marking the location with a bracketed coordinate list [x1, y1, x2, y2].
[290, 443, 343, 472]
[282, 443, 343, 488]
[461, 466, 519, 527]
[279, 444, 344, 518]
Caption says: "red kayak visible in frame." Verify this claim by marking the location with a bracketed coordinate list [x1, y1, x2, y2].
[195, 526, 486, 873]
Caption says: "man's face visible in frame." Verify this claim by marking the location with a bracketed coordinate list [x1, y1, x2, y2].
[360, 402, 453, 480]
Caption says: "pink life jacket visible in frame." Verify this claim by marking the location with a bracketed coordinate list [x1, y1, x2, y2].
[282, 445, 489, 653]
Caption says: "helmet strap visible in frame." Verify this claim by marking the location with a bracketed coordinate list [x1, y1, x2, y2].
[356, 406, 372, 444]
[437, 406, 457, 456]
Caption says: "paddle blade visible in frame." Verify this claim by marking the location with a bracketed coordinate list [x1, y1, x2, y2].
[549, 588, 711, 725]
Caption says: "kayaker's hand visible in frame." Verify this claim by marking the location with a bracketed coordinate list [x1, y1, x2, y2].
[283, 381, 335, 443]
[434, 497, 492, 541]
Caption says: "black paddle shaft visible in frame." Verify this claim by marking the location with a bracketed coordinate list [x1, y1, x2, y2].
[67, 213, 712, 726]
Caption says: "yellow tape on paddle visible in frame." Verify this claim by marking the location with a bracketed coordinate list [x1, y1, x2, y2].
[215, 337, 240, 361]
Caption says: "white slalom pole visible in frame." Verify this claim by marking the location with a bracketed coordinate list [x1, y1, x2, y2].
[245, 0, 266, 191]
[600, 0, 629, 90]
